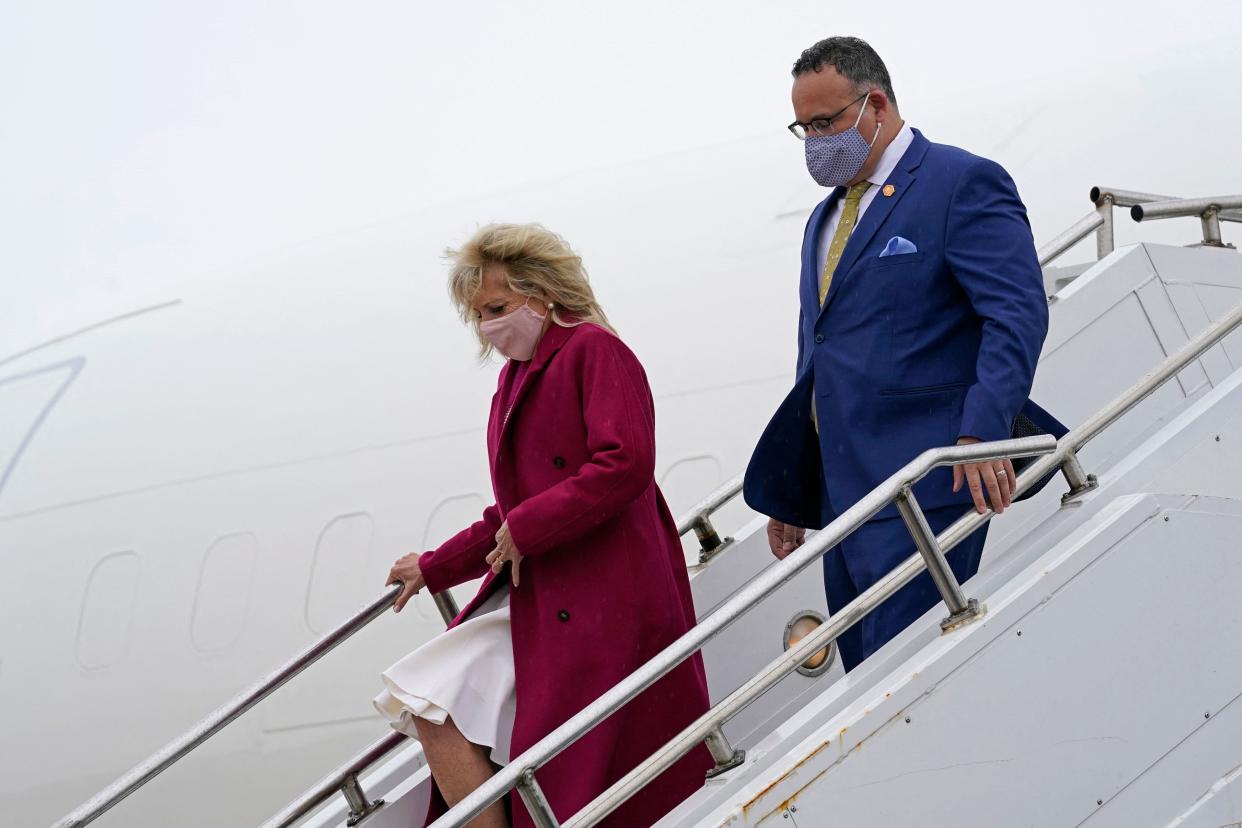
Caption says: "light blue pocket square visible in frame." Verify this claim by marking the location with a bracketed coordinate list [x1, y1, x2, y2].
[879, 236, 918, 257]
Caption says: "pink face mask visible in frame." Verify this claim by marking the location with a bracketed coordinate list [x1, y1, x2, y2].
[480, 298, 550, 361]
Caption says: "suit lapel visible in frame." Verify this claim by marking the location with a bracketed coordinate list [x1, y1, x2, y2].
[818, 130, 929, 319]
[801, 189, 843, 321]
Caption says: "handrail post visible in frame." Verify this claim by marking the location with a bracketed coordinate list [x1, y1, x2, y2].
[516, 770, 561, 828]
[1095, 192, 1115, 259]
[340, 773, 383, 827]
[894, 487, 984, 631]
[1060, 450, 1099, 504]
[433, 592, 460, 626]
[675, 474, 745, 563]
[703, 725, 746, 779]
[1202, 206, 1224, 247]
[260, 731, 407, 828]
[413, 438, 1059, 828]
[691, 514, 724, 559]
[429, 307, 1242, 828]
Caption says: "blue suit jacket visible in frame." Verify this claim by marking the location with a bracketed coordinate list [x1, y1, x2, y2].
[745, 128, 1065, 529]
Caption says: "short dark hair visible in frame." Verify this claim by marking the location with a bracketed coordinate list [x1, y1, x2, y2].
[792, 36, 897, 105]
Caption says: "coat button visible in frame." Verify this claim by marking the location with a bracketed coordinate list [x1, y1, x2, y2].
[552, 456, 566, 469]
[815, 333, 824, 344]
[557, 609, 570, 622]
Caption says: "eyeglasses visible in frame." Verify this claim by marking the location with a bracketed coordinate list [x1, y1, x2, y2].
[787, 92, 869, 141]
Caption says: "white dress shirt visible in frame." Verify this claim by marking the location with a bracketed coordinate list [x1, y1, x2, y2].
[815, 123, 914, 278]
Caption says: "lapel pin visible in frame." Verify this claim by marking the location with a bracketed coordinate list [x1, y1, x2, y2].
[882, 184, 896, 197]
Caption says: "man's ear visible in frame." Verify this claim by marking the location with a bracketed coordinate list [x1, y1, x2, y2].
[869, 90, 891, 120]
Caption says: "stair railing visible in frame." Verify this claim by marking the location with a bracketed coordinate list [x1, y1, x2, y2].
[50, 463, 751, 828]
[54, 294, 1242, 828]
[1037, 186, 1242, 267]
[433, 301, 1242, 828]
[50, 585, 407, 828]
[429, 435, 1055, 828]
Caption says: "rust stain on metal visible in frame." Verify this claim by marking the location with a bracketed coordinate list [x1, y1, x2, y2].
[773, 789, 803, 817]
[742, 738, 833, 816]
[743, 703, 922, 821]
[763, 706, 916, 819]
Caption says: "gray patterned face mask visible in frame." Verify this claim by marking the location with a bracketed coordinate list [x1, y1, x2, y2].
[803, 97, 880, 188]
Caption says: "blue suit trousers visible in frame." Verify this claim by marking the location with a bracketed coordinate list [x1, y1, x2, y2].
[823, 505, 987, 672]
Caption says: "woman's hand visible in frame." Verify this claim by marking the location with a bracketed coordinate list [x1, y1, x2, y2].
[387, 553, 426, 613]
[485, 521, 524, 587]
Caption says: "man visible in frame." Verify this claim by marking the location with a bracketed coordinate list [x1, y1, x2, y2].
[744, 36, 1065, 671]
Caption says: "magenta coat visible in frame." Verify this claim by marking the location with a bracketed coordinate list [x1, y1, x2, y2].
[417, 321, 713, 827]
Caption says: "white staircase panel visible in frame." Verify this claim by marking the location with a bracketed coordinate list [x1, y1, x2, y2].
[680, 494, 1242, 827]
[260, 245, 1242, 828]
[665, 353, 1242, 827]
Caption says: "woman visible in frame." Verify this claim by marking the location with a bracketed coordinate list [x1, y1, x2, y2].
[374, 223, 713, 827]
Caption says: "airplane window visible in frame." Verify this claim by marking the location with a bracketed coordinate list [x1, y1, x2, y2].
[191, 533, 258, 652]
[0, 358, 84, 502]
[660, 454, 724, 518]
[76, 551, 140, 670]
[305, 513, 376, 634]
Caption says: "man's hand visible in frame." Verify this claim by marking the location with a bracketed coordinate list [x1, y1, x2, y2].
[952, 436, 1017, 514]
[386, 553, 426, 613]
[766, 518, 806, 560]
[484, 521, 525, 587]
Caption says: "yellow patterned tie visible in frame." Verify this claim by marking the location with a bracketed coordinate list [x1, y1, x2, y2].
[819, 181, 872, 306]
[812, 180, 872, 432]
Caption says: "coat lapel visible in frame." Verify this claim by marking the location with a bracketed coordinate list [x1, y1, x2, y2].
[818, 130, 929, 319]
[490, 321, 577, 475]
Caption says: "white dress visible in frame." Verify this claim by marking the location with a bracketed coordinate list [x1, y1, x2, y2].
[373, 586, 517, 764]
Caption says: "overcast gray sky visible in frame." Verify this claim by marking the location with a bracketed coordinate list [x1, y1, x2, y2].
[3, 0, 1240, 344]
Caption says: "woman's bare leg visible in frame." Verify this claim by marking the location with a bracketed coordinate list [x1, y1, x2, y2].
[412, 715, 508, 828]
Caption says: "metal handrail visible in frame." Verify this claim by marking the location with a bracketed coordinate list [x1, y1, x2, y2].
[428, 435, 1058, 828]
[1132, 195, 1242, 248]
[51, 585, 405, 828]
[1037, 210, 1105, 266]
[1038, 186, 1242, 267]
[677, 473, 744, 560]
[256, 486, 753, 828]
[437, 300, 1242, 828]
[1094, 187, 1242, 222]
[265, 732, 406, 828]
[567, 302, 1242, 826]
[675, 473, 744, 537]
[1132, 195, 1242, 221]
[57, 291, 1242, 827]
[938, 300, 1242, 550]
[53, 473, 749, 828]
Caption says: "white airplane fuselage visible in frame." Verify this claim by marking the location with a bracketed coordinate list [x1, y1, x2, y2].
[1, 135, 811, 828]
[4, 63, 1240, 827]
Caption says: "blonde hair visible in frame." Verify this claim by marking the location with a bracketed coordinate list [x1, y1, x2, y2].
[447, 223, 616, 358]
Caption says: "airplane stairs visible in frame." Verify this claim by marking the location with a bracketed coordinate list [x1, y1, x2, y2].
[50, 220, 1242, 828]
[273, 240, 1242, 828]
